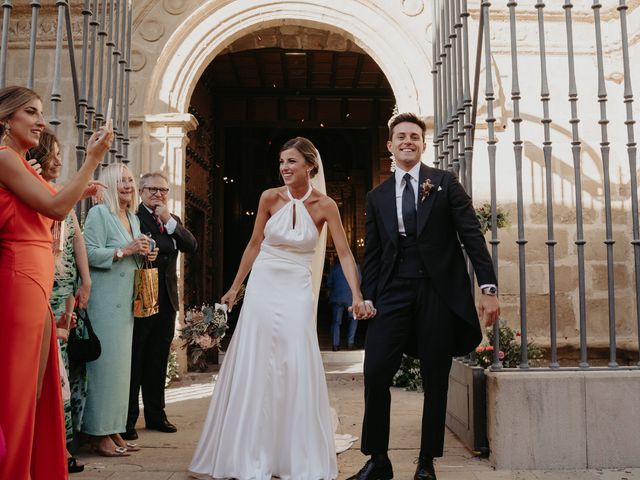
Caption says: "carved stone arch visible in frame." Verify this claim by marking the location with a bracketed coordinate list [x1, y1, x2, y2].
[144, 0, 432, 117]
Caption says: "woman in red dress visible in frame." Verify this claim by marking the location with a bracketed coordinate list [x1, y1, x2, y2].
[0, 86, 113, 480]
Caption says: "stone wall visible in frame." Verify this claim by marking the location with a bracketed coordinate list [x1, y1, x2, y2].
[2, 0, 639, 358]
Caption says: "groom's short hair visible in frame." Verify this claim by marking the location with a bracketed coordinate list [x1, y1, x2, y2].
[388, 112, 427, 141]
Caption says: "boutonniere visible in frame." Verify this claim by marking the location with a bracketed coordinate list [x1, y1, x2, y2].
[420, 179, 434, 203]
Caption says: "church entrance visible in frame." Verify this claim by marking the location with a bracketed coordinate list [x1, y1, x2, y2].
[182, 26, 395, 350]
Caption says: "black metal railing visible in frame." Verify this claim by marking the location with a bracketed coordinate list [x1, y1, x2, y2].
[432, 0, 639, 370]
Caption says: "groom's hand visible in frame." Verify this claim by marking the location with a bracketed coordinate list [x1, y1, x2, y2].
[361, 300, 376, 320]
[478, 294, 500, 327]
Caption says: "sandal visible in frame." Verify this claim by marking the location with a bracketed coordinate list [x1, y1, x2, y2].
[67, 456, 85, 473]
[91, 444, 131, 457]
[123, 442, 140, 452]
[109, 433, 140, 452]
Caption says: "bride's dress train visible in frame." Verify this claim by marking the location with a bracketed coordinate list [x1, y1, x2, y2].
[189, 188, 340, 480]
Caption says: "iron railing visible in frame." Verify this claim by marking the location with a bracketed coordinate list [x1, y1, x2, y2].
[0, 1, 133, 169]
[432, 0, 639, 370]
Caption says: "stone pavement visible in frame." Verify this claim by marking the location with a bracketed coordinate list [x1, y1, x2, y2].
[72, 353, 640, 480]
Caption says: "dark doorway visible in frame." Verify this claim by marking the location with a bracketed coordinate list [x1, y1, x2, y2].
[184, 40, 395, 350]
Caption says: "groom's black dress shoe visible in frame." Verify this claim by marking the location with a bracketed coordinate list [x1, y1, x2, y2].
[347, 455, 393, 480]
[146, 418, 177, 433]
[414, 456, 437, 480]
[121, 428, 138, 441]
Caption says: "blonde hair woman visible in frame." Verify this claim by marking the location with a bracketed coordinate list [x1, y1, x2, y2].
[81, 163, 158, 456]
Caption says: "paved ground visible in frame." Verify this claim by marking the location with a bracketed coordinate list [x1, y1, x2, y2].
[71, 354, 640, 480]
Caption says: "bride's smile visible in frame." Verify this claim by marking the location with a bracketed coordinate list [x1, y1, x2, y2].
[279, 147, 311, 190]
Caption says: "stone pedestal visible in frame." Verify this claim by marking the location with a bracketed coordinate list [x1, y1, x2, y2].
[486, 369, 640, 470]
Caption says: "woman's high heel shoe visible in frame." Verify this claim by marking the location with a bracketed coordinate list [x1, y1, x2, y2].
[67, 456, 85, 473]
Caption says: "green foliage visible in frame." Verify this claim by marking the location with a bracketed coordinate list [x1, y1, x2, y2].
[475, 321, 545, 369]
[165, 349, 180, 387]
[475, 202, 510, 235]
[392, 322, 546, 392]
[392, 355, 423, 392]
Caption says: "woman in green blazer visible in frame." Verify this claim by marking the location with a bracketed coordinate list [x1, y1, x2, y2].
[81, 163, 158, 456]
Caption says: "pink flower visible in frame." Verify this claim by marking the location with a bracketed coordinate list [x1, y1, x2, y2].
[498, 351, 505, 360]
[196, 334, 214, 350]
[420, 179, 434, 202]
[476, 346, 485, 353]
[486, 345, 494, 351]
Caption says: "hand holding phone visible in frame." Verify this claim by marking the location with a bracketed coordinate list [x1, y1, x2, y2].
[105, 98, 113, 130]
[146, 235, 157, 253]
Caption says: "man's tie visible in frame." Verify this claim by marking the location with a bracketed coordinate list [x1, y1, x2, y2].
[402, 172, 417, 236]
[155, 214, 165, 233]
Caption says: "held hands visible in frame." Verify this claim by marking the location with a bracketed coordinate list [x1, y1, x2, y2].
[349, 296, 377, 320]
[478, 294, 500, 328]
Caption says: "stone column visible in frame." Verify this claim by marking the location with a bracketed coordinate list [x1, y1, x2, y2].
[143, 112, 198, 376]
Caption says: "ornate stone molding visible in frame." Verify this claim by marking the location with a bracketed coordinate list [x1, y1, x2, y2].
[163, 0, 189, 16]
[139, 18, 165, 42]
[402, 0, 424, 17]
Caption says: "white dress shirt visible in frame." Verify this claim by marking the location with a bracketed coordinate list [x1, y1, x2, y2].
[143, 204, 177, 247]
[394, 162, 421, 236]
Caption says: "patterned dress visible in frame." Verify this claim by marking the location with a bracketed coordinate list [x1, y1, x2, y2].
[50, 212, 88, 442]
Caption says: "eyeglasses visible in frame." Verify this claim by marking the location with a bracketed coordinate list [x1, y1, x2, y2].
[143, 187, 169, 195]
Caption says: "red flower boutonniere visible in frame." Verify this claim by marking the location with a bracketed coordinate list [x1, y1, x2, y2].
[420, 179, 434, 203]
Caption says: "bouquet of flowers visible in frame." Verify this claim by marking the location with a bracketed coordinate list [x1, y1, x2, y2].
[180, 286, 245, 369]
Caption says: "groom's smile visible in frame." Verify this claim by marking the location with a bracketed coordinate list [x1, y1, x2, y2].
[387, 121, 426, 170]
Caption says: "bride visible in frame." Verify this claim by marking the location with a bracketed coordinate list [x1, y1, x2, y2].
[189, 137, 365, 480]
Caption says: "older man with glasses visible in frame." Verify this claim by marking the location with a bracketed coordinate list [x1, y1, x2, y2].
[122, 172, 197, 440]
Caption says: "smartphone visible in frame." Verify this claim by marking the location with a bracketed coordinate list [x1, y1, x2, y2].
[105, 97, 113, 129]
[145, 234, 156, 252]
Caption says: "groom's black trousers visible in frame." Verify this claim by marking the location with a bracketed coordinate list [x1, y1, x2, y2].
[361, 274, 454, 458]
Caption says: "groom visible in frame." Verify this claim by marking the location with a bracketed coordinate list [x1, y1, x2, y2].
[351, 113, 500, 480]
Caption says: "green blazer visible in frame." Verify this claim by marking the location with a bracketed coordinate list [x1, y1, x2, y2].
[81, 203, 142, 435]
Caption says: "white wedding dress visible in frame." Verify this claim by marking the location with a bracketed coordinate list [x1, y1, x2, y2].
[189, 187, 338, 480]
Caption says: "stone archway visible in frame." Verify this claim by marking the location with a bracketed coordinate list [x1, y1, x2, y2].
[144, 1, 432, 118]
[140, 1, 433, 220]
[138, 1, 433, 359]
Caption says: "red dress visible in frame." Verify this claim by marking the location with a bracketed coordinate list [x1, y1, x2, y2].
[0, 147, 67, 480]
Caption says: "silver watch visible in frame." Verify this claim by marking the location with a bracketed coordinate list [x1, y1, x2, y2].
[481, 285, 498, 296]
[116, 247, 124, 259]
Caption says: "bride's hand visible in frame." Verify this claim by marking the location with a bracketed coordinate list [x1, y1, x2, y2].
[221, 288, 239, 312]
[350, 298, 366, 320]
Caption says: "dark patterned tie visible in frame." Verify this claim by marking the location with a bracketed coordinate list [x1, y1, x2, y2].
[402, 172, 417, 236]
[155, 215, 165, 233]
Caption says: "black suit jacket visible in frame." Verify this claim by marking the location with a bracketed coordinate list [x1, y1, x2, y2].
[137, 205, 198, 312]
[361, 163, 497, 356]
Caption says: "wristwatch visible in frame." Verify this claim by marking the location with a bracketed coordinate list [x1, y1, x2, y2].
[481, 285, 498, 296]
[116, 247, 124, 259]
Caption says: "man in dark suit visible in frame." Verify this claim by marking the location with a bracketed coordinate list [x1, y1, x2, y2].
[350, 113, 500, 480]
[123, 172, 197, 440]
